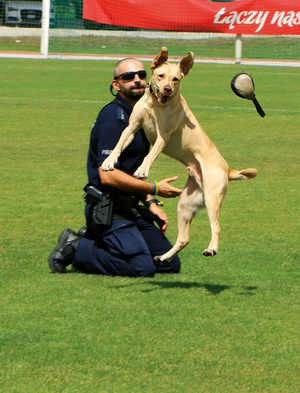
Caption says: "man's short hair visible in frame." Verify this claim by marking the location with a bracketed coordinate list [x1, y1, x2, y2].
[113, 58, 144, 78]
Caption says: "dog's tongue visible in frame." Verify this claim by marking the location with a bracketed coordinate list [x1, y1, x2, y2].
[157, 91, 169, 104]
[161, 95, 169, 104]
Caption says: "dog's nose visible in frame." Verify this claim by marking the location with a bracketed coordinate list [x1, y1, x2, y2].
[164, 86, 172, 94]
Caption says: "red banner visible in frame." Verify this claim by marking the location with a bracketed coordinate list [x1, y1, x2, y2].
[83, 0, 300, 35]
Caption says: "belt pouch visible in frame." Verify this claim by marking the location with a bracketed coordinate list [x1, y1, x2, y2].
[93, 193, 114, 226]
[84, 185, 114, 226]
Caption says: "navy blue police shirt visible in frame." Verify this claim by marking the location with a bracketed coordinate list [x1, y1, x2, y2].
[87, 94, 150, 190]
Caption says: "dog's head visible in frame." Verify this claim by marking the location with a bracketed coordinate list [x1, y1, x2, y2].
[149, 46, 194, 105]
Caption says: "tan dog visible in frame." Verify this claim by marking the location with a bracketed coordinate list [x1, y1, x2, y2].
[102, 47, 257, 263]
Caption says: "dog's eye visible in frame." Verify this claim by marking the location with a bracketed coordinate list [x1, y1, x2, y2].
[173, 77, 179, 82]
[158, 74, 164, 78]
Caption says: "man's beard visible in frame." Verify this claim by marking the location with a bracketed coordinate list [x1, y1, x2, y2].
[121, 85, 146, 101]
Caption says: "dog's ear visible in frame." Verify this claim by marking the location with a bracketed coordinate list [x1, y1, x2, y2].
[179, 51, 194, 76]
[151, 46, 168, 71]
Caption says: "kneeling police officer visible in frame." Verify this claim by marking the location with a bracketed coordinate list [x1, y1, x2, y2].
[48, 58, 182, 277]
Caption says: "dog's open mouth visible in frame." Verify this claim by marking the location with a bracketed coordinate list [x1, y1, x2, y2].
[156, 90, 172, 104]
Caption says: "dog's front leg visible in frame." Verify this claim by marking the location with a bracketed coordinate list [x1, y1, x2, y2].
[134, 133, 170, 179]
[101, 124, 138, 171]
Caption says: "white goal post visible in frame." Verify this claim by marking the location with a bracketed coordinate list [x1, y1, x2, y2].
[41, 0, 50, 57]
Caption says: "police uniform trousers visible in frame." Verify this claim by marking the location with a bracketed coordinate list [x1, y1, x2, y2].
[72, 204, 181, 277]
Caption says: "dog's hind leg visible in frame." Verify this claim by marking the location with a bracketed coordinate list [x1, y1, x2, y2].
[154, 173, 203, 264]
[202, 174, 228, 256]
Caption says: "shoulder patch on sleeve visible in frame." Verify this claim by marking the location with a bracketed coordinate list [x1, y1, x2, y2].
[117, 107, 126, 122]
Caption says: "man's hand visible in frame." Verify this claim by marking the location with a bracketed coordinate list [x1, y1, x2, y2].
[157, 176, 182, 198]
[148, 203, 168, 234]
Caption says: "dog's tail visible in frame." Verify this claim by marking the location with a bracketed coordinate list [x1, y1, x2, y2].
[228, 168, 258, 181]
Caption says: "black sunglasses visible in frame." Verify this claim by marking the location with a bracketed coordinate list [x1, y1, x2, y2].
[114, 70, 147, 81]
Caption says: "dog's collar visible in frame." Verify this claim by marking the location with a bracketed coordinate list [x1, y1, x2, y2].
[148, 82, 160, 99]
[148, 83, 154, 95]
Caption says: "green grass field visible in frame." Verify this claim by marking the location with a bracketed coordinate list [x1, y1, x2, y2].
[1, 35, 300, 61]
[0, 58, 299, 392]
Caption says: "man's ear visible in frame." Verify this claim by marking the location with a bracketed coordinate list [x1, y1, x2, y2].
[111, 79, 120, 92]
[178, 51, 194, 76]
[151, 46, 169, 71]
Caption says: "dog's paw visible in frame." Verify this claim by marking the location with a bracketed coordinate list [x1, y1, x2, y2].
[153, 255, 170, 266]
[133, 167, 149, 179]
[203, 249, 217, 257]
[101, 159, 115, 171]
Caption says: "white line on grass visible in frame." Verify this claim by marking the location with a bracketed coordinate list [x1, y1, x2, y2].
[190, 106, 300, 114]
[0, 96, 299, 113]
[0, 96, 105, 104]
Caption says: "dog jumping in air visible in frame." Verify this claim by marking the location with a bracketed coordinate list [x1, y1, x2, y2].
[102, 47, 257, 263]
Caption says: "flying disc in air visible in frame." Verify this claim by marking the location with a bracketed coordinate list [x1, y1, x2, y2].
[231, 73, 265, 118]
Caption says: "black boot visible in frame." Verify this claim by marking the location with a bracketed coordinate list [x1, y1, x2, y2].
[76, 226, 87, 237]
[48, 228, 82, 273]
